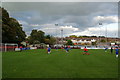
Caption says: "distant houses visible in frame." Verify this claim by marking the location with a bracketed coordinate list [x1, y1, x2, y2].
[71, 39, 96, 45]
[57, 36, 120, 46]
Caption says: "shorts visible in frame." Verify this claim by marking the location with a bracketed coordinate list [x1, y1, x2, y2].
[116, 52, 118, 55]
[48, 50, 51, 52]
[84, 51, 88, 52]
[66, 49, 69, 51]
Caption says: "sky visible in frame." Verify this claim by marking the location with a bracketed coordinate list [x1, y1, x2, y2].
[2, 2, 119, 38]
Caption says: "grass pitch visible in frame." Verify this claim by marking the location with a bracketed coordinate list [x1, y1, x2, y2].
[2, 49, 118, 78]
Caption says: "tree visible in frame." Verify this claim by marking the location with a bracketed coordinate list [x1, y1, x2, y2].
[91, 36, 97, 38]
[29, 29, 45, 44]
[44, 35, 56, 45]
[66, 40, 73, 45]
[0, 7, 1, 43]
[1, 7, 26, 43]
[49, 37, 56, 45]
[78, 36, 83, 38]
[92, 41, 97, 45]
[33, 40, 40, 44]
[44, 39, 50, 44]
[100, 39, 106, 43]
[45, 35, 51, 39]
[69, 35, 77, 38]
[83, 36, 89, 38]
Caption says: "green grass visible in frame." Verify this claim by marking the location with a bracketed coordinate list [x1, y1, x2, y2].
[2, 49, 118, 78]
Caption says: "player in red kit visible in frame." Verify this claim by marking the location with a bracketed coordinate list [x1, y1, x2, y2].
[83, 47, 90, 55]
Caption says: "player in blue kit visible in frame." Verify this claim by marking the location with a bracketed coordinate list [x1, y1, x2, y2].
[104, 47, 108, 52]
[65, 47, 69, 53]
[115, 47, 119, 58]
[47, 47, 51, 54]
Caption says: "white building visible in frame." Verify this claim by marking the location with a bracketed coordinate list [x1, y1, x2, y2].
[71, 39, 96, 45]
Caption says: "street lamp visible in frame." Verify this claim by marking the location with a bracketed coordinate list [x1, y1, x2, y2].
[105, 25, 107, 44]
[55, 24, 58, 46]
[99, 23, 102, 45]
[61, 28, 63, 45]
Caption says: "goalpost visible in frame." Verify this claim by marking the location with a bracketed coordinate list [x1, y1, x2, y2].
[4, 43, 18, 52]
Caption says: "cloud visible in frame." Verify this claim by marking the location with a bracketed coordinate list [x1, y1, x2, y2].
[26, 16, 32, 19]
[70, 23, 118, 37]
[18, 20, 29, 26]
[2, 2, 118, 37]
[94, 16, 118, 23]
[35, 24, 79, 37]
[2, 0, 119, 2]
[30, 24, 41, 27]
[60, 26, 79, 31]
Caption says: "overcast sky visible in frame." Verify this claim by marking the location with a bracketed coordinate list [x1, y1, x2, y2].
[2, 2, 118, 37]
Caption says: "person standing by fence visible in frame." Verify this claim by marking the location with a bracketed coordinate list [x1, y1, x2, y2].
[110, 47, 113, 54]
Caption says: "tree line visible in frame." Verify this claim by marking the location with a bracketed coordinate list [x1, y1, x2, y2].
[68, 35, 105, 38]
[1, 7, 56, 45]
[1, 7, 26, 44]
[27, 30, 56, 45]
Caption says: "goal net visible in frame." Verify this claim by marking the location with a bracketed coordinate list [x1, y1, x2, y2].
[1, 43, 18, 52]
